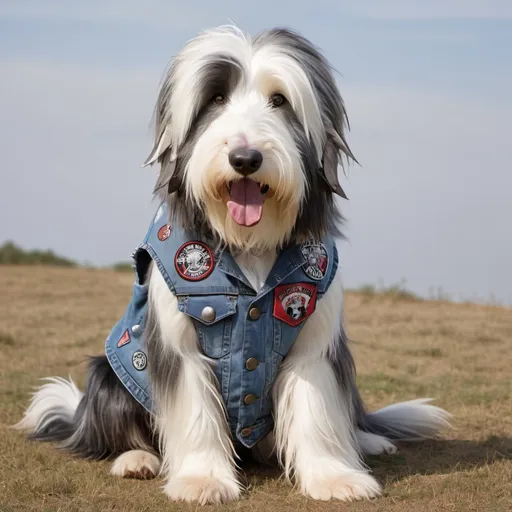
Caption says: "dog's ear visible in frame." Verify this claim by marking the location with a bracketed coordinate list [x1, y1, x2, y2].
[142, 125, 173, 167]
[320, 127, 358, 200]
[152, 150, 180, 194]
[143, 125, 181, 194]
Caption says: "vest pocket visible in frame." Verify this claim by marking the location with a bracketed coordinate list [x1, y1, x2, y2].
[177, 294, 237, 359]
[272, 318, 306, 357]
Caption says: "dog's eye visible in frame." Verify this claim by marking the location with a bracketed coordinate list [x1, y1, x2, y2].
[212, 94, 226, 105]
[270, 93, 286, 108]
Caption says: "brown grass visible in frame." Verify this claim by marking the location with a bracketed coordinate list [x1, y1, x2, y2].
[1, 265, 511, 512]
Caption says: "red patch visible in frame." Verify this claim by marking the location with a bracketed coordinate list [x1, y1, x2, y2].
[117, 329, 131, 348]
[175, 241, 214, 281]
[157, 224, 171, 241]
[273, 283, 318, 327]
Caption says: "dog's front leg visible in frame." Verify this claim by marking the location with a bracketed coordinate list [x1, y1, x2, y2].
[273, 274, 381, 501]
[148, 266, 241, 505]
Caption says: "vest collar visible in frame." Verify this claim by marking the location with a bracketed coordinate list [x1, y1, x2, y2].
[216, 244, 307, 298]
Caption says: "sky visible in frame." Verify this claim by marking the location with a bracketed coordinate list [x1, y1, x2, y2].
[1, 1, 511, 305]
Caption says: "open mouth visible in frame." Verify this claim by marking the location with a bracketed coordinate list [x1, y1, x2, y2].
[226, 178, 270, 227]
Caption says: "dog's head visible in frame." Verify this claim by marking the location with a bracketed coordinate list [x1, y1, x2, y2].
[286, 302, 306, 321]
[145, 26, 355, 252]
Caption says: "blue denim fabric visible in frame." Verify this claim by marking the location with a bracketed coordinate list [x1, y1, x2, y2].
[105, 202, 339, 447]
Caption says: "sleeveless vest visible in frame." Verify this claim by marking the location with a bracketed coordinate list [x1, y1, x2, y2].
[105, 202, 339, 448]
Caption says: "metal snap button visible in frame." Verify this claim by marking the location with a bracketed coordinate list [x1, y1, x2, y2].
[245, 358, 259, 371]
[248, 307, 261, 320]
[243, 394, 258, 405]
[201, 306, 216, 322]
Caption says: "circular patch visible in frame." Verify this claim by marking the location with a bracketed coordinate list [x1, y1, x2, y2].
[300, 239, 328, 281]
[157, 224, 171, 241]
[132, 351, 147, 371]
[175, 241, 214, 281]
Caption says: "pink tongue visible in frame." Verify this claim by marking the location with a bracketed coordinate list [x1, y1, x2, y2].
[227, 178, 264, 227]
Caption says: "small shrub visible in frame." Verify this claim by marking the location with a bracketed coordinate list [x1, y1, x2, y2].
[352, 279, 421, 302]
[110, 262, 134, 272]
[0, 241, 76, 267]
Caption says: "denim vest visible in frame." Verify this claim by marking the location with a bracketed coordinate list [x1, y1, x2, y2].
[105, 202, 339, 448]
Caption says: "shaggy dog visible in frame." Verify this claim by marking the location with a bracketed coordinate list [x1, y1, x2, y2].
[16, 26, 451, 504]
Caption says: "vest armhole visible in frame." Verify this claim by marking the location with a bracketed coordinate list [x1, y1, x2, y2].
[134, 248, 153, 285]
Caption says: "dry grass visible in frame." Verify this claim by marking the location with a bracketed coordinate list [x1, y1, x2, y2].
[1, 265, 511, 512]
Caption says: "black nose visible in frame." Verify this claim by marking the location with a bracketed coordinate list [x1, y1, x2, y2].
[228, 148, 263, 175]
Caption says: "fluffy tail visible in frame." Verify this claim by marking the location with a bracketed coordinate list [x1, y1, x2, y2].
[14, 376, 83, 442]
[15, 356, 155, 459]
[362, 398, 452, 441]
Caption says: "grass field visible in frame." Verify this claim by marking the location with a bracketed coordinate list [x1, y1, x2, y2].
[1, 265, 511, 512]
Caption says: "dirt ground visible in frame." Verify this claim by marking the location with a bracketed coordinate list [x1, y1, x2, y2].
[1, 265, 511, 512]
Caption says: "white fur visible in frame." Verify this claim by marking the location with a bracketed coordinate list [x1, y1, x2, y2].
[356, 431, 397, 455]
[171, 26, 324, 155]
[367, 399, 452, 440]
[111, 450, 161, 479]
[14, 376, 83, 432]
[149, 266, 241, 504]
[185, 100, 304, 252]
[273, 268, 381, 500]
[154, 26, 328, 252]
[126, 27, 449, 503]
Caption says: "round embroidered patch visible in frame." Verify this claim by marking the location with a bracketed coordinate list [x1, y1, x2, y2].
[157, 224, 171, 241]
[300, 239, 328, 281]
[175, 241, 214, 281]
[132, 351, 147, 371]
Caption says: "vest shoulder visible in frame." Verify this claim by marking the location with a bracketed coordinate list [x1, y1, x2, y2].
[132, 202, 238, 295]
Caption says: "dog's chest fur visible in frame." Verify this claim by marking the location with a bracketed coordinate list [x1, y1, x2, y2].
[234, 251, 278, 292]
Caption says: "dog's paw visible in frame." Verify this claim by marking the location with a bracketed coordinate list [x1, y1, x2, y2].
[356, 430, 398, 455]
[303, 471, 381, 501]
[110, 450, 160, 480]
[164, 475, 241, 505]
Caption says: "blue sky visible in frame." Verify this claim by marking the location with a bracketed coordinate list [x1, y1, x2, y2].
[1, 1, 511, 304]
